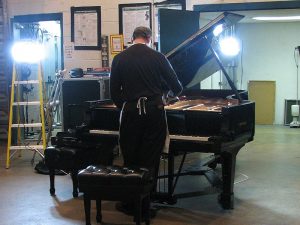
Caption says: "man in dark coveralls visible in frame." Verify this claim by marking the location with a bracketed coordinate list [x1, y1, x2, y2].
[110, 26, 183, 216]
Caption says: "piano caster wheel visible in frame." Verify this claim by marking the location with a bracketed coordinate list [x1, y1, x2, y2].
[166, 196, 177, 205]
[73, 191, 79, 198]
[96, 215, 102, 223]
[50, 188, 55, 196]
[218, 193, 234, 209]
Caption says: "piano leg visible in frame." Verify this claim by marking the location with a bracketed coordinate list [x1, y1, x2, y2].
[168, 152, 174, 198]
[71, 169, 79, 197]
[219, 150, 237, 209]
[165, 151, 178, 204]
[49, 168, 55, 196]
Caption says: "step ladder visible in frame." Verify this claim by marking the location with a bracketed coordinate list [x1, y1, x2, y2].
[6, 62, 46, 169]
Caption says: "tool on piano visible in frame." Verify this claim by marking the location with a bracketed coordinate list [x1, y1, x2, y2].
[81, 12, 254, 210]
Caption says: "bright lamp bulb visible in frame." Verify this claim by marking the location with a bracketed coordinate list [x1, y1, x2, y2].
[219, 37, 240, 56]
[213, 24, 223, 36]
[11, 41, 45, 63]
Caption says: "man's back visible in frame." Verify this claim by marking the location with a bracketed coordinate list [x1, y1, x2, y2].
[110, 43, 182, 108]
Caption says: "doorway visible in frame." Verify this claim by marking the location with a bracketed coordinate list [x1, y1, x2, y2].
[10, 13, 64, 140]
[12, 13, 64, 83]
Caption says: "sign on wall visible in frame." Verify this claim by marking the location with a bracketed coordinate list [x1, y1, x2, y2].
[119, 3, 152, 46]
[71, 6, 101, 50]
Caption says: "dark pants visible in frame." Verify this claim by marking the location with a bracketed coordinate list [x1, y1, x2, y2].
[119, 104, 167, 179]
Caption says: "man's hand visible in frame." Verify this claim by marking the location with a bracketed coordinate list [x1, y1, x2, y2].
[163, 91, 179, 105]
[166, 95, 179, 104]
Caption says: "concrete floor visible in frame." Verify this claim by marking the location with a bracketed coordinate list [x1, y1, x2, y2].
[0, 125, 300, 225]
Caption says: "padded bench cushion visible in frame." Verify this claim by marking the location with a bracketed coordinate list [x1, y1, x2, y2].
[78, 165, 153, 192]
[45, 146, 106, 170]
[45, 146, 84, 168]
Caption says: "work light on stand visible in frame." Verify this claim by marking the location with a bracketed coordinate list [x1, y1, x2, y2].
[290, 46, 300, 128]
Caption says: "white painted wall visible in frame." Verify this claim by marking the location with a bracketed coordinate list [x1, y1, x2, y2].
[237, 22, 300, 124]
[6, 0, 152, 70]
[6, 0, 282, 70]
[200, 21, 300, 125]
[5, 0, 300, 124]
[186, 0, 294, 10]
[188, 1, 300, 124]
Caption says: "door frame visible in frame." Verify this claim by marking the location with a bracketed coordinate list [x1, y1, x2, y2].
[11, 13, 64, 69]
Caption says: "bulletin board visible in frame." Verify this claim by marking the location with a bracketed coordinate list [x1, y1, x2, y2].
[118, 3, 152, 46]
[71, 6, 101, 50]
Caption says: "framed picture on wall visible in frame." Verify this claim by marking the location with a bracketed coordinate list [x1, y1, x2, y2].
[119, 3, 152, 46]
[110, 34, 124, 54]
[71, 6, 101, 50]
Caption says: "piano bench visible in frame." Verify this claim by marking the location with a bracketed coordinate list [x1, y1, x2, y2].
[78, 165, 154, 225]
[44, 146, 113, 198]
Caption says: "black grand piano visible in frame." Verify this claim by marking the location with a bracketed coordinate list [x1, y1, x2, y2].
[84, 12, 255, 209]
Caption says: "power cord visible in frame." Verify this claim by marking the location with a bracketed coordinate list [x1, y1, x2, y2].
[234, 172, 249, 185]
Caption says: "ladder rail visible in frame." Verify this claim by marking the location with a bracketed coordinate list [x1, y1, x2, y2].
[6, 64, 16, 169]
[38, 63, 46, 149]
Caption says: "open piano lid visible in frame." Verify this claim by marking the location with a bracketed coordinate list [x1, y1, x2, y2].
[166, 12, 244, 88]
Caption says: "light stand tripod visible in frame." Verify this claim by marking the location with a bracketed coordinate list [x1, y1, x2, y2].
[32, 70, 66, 164]
[44, 70, 66, 144]
[290, 46, 300, 128]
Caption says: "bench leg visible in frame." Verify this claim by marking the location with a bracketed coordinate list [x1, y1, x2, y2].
[49, 168, 55, 196]
[134, 197, 142, 225]
[144, 195, 150, 225]
[83, 194, 91, 225]
[71, 170, 78, 197]
[96, 199, 102, 223]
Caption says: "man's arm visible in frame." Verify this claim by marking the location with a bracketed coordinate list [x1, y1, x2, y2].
[110, 57, 124, 109]
[160, 55, 183, 97]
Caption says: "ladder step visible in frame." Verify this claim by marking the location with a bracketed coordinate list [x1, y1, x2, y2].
[10, 145, 44, 150]
[14, 80, 39, 85]
[11, 123, 42, 128]
[13, 101, 40, 106]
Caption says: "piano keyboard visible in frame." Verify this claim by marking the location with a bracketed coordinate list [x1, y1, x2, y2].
[89, 130, 210, 142]
[170, 134, 210, 142]
[89, 130, 119, 135]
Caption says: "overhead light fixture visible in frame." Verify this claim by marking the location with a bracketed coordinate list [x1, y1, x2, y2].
[253, 16, 300, 21]
[290, 47, 300, 128]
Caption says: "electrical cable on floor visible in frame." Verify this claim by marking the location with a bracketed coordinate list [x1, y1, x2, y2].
[234, 172, 249, 184]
